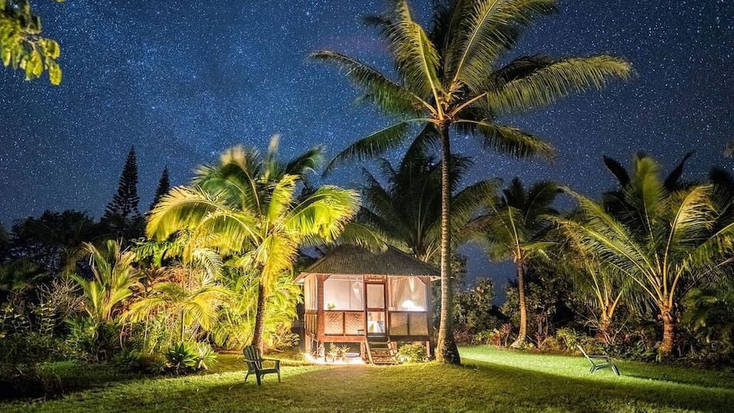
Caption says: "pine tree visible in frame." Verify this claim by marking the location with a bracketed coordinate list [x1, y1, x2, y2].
[149, 167, 170, 211]
[102, 147, 142, 238]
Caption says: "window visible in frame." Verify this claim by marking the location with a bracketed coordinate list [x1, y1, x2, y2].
[323, 275, 363, 310]
[388, 277, 427, 311]
[366, 283, 385, 309]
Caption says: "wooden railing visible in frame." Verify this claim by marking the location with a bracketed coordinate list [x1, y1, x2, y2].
[305, 311, 317, 335]
[323, 310, 364, 336]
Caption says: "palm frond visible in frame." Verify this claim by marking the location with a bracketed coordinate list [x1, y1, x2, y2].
[310, 50, 429, 116]
[284, 186, 360, 243]
[446, 0, 557, 91]
[456, 119, 555, 160]
[147, 186, 234, 241]
[384, 0, 443, 101]
[323, 119, 429, 175]
[485, 55, 632, 114]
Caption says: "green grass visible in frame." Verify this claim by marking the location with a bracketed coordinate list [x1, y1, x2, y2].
[3, 346, 733, 412]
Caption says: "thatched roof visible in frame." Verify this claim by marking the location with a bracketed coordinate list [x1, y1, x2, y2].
[296, 245, 439, 281]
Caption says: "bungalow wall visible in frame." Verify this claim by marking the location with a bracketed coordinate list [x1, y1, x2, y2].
[302, 273, 432, 355]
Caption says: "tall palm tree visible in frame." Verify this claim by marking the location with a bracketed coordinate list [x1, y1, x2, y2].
[147, 138, 359, 352]
[70, 240, 139, 322]
[555, 157, 734, 355]
[312, 0, 632, 363]
[466, 178, 559, 346]
[358, 143, 497, 263]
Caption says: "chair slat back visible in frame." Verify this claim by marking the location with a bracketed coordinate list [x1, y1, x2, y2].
[244, 345, 263, 370]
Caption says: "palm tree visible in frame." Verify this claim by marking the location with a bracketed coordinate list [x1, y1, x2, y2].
[358, 142, 497, 263]
[70, 240, 139, 322]
[466, 178, 559, 346]
[147, 137, 359, 353]
[555, 156, 734, 355]
[562, 239, 631, 343]
[312, 0, 632, 363]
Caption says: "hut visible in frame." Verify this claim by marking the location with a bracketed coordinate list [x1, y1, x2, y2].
[296, 245, 438, 364]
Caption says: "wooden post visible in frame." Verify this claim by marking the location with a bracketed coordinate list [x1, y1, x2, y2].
[317, 274, 325, 346]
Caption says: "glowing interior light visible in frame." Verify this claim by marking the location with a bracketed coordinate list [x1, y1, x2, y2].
[401, 299, 424, 310]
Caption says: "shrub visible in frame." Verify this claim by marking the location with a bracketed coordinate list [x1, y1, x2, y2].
[194, 342, 217, 370]
[539, 336, 563, 352]
[165, 341, 218, 374]
[326, 343, 349, 362]
[396, 343, 427, 363]
[114, 349, 165, 374]
[165, 342, 198, 374]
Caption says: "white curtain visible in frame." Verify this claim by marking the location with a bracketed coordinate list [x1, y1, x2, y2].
[323, 275, 363, 310]
[388, 277, 426, 311]
[304, 275, 317, 311]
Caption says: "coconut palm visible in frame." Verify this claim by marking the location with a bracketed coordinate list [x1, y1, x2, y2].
[358, 143, 497, 263]
[562, 239, 632, 343]
[312, 0, 632, 363]
[555, 157, 734, 355]
[147, 138, 359, 352]
[465, 178, 559, 346]
[70, 240, 139, 322]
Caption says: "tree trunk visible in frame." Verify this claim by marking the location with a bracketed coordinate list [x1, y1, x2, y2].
[596, 312, 612, 344]
[252, 281, 267, 354]
[436, 124, 460, 365]
[511, 260, 527, 348]
[660, 306, 675, 355]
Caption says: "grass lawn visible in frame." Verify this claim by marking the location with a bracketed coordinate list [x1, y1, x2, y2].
[3, 346, 733, 412]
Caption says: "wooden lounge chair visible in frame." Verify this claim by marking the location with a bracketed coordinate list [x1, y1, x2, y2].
[577, 345, 620, 375]
[243, 345, 281, 385]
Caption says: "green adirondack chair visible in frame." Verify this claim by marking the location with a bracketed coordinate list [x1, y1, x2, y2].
[243, 345, 281, 385]
[577, 345, 620, 375]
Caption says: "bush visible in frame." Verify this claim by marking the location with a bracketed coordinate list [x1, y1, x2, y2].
[165, 342, 198, 374]
[396, 343, 427, 363]
[165, 341, 217, 374]
[194, 342, 217, 370]
[539, 336, 564, 352]
[62, 317, 119, 362]
[114, 349, 165, 374]
[326, 343, 349, 362]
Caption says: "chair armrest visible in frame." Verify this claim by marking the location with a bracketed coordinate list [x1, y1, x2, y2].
[261, 358, 280, 368]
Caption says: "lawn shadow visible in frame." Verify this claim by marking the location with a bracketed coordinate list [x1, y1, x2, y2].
[462, 356, 734, 412]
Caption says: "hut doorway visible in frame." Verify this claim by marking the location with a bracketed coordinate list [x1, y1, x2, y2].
[365, 282, 387, 336]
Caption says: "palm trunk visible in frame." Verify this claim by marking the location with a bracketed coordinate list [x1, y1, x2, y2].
[660, 306, 675, 355]
[511, 260, 527, 348]
[436, 124, 460, 365]
[596, 312, 612, 344]
[252, 281, 267, 354]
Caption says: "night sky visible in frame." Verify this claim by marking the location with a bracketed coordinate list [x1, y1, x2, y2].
[1, 0, 732, 296]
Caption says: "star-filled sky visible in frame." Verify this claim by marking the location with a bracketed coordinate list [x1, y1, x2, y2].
[1, 0, 732, 297]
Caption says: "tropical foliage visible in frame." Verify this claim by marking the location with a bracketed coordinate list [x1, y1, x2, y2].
[554, 156, 734, 355]
[0, 0, 62, 84]
[147, 137, 359, 352]
[466, 178, 560, 346]
[313, 0, 632, 363]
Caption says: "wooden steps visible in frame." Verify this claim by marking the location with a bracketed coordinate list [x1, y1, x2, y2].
[365, 337, 397, 365]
